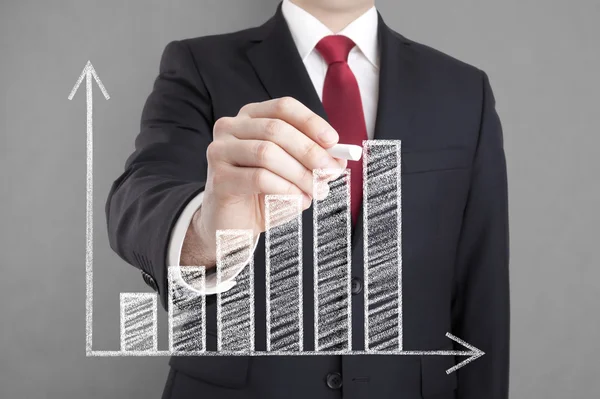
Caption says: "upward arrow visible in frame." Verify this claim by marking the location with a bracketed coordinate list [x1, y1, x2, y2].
[68, 61, 110, 355]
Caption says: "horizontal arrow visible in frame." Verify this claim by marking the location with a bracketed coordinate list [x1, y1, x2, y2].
[88, 332, 483, 374]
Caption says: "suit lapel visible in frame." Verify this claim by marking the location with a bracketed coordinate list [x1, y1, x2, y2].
[351, 15, 422, 260]
[372, 13, 420, 142]
[246, 4, 327, 121]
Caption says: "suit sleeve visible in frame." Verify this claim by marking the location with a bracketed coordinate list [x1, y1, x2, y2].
[167, 190, 261, 296]
[105, 40, 212, 309]
[452, 71, 510, 398]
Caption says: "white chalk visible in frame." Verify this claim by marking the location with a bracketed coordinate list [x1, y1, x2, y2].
[327, 144, 362, 161]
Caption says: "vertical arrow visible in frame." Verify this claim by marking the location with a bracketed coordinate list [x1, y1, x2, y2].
[68, 61, 110, 355]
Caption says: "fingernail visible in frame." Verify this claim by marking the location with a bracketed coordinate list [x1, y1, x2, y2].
[315, 182, 330, 200]
[318, 156, 335, 169]
[318, 129, 338, 145]
[319, 155, 331, 169]
[303, 194, 312, 208]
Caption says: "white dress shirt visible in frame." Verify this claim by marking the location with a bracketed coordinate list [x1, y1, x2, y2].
[167, 0, 380, 294]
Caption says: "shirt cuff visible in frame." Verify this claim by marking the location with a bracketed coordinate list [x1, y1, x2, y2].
[167, 190, 259, 295]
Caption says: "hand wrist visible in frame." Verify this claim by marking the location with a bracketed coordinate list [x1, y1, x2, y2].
[180, 206, 217, 269]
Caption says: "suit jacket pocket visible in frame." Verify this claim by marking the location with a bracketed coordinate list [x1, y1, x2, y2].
[168, 354, 250, 389]
[420, 349, 458, 397]
[402, 147, 470, 175]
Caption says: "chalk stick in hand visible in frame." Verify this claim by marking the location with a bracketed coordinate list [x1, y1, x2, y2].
[326, 144, 362, 161]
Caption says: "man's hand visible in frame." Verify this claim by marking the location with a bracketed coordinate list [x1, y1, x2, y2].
[181, 97, 347, 268]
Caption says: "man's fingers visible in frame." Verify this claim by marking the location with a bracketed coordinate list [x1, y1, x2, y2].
[238, 97, 339, 148]
[215, 139, 315, 197]
[211, 164, 312, 208]
[225, 117, 345, 175]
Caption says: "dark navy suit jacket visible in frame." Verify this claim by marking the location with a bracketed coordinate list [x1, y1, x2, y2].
[106, 4, 510, 399]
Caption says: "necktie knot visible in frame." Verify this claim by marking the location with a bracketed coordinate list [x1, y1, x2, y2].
[316, 35, 356, 65]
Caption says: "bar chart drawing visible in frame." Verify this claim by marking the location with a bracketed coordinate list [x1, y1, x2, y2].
[69, 63, 484, 373]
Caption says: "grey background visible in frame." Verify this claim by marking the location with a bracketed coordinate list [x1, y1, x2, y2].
[1, 0, 598, 397]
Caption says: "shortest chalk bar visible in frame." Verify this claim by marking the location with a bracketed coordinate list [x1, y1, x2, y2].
[327, 144, 362, 161]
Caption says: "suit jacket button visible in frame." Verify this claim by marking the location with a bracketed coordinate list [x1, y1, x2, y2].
[326, 372, 343, 390]
[351, 277, 363, 295]
[141, 271, 158, 292]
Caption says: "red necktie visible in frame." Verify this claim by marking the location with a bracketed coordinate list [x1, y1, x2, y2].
[316, 35, 368, 226]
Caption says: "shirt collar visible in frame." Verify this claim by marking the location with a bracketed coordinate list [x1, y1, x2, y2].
[281, 0, 380, 69]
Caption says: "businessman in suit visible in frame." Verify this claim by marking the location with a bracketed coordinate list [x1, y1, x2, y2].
[106, 0, 510, 398]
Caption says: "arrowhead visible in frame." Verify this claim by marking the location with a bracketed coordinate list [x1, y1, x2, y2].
[68, 60, 110, 100]
[444, 333, 485, 374]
